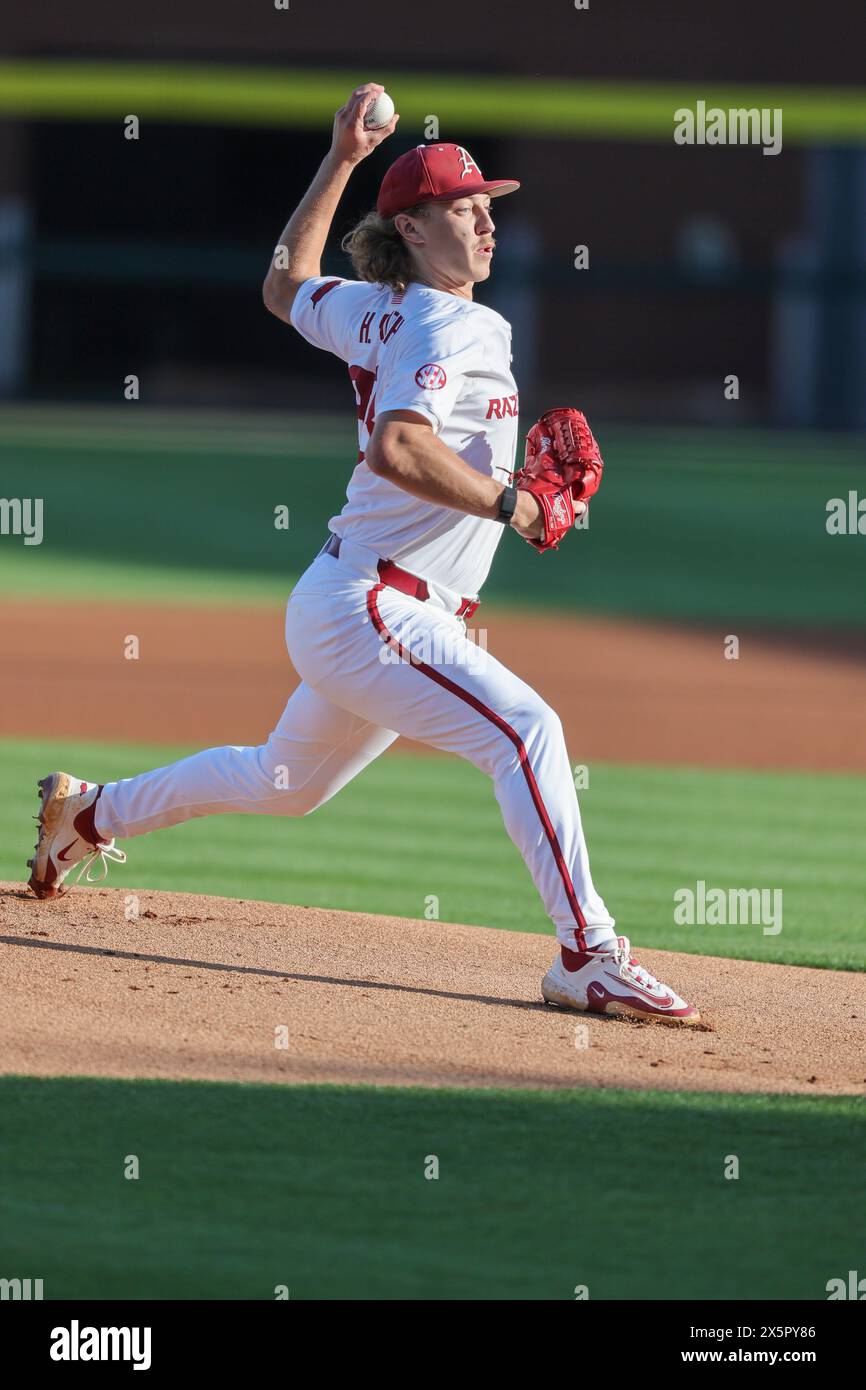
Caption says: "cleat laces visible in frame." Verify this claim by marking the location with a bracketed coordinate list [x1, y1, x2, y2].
[71, 843, 127, 886]
[613, 936, 663, 994]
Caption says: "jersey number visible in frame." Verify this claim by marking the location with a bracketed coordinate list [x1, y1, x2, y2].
[348, 365, 377, 462]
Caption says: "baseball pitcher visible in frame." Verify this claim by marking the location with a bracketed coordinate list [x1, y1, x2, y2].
[27, 84, 699, 1024]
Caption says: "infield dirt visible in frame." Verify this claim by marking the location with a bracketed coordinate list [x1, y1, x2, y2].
[2, 883, 864, 1096]
[2, 597, 865, 771]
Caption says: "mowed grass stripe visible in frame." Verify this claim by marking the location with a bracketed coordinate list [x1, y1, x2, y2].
[0, 555, 297, 607]
[1, 414, 864, 625]
[0, 427, 343, 457]
[2, 737, 863, 969]
[0, 1076, 862, 1301]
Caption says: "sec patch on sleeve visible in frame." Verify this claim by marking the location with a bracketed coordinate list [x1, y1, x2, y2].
[414, 363, 448, 390]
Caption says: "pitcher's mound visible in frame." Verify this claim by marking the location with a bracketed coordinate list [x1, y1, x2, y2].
[1, 884, 863, 1095]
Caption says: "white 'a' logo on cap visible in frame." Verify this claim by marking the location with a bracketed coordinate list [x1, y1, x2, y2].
[456, 146, 481, 179]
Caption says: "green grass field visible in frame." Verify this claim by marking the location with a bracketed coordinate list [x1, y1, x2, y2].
[3, 735, 864, 970]
[1, 1075, 863, 1300]
[1, 407, 864, 626]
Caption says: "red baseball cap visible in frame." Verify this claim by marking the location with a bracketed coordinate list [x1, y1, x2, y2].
[377, 143, 520, 219]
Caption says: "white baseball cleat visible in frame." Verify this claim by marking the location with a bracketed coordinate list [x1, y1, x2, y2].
[27, 771, 126, 900]
[542, 935, 700, 1025]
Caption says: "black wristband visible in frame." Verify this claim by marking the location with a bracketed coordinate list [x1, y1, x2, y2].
[497, 484, 519, 526]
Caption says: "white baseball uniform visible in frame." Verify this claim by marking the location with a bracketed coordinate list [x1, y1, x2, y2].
[96, 276, 614, 950]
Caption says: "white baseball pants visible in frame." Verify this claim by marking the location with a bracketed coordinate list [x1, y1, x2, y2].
[97, 538, 614, 950]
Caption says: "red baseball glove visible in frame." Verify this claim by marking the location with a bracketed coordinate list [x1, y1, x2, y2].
[514, 408, 605, 553]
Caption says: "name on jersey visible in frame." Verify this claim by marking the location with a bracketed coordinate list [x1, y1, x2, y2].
[359, 310, 405, 344]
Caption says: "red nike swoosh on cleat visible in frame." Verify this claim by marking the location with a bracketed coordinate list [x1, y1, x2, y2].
[57, 840, 79, 862]
[603, 972, 675, 1008]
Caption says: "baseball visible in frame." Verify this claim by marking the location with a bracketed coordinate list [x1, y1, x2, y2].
[363, 91, 395, 130]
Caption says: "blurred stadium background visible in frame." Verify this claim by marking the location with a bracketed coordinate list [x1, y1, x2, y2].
[1, 1, 864, 424]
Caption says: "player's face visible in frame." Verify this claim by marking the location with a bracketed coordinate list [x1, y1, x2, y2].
[407, 195, 496, 295]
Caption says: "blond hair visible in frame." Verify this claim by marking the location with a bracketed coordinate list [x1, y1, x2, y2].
[341, 204, 428, 293]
